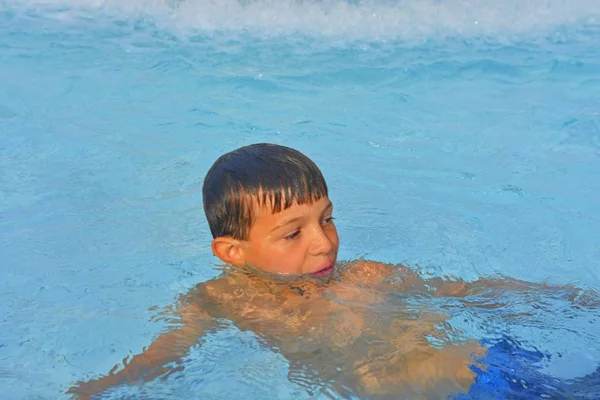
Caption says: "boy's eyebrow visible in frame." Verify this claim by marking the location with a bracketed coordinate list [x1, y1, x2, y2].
[270, 217, 302, 233]
[270, 201, 333, 233]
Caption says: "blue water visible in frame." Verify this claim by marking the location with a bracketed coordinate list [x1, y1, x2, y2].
[1, 0, 600, 398]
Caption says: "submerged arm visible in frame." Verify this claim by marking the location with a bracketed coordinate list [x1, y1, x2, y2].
[400, 268, 599, 307]
[458, 275, 598, 304]
[343, 259, 598, 304]
[67, 293, 217, 399]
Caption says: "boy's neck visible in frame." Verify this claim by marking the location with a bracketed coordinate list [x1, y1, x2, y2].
[222, 263, 335, 295]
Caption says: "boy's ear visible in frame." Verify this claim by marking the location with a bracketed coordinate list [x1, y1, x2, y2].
[211, 237, 245, 266]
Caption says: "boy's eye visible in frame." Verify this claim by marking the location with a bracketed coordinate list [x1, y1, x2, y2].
[322, 216, 335, 224]
[284, 230, 300, 240]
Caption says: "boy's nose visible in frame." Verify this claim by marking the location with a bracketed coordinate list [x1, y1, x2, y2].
[309, 226, 335, 255]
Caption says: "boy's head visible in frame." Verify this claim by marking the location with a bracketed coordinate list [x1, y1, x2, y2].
[202, 143, 338, 277]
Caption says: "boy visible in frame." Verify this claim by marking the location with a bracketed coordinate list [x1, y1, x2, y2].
[68, 143, 585, 399]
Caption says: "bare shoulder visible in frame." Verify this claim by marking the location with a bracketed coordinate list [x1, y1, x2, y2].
[173, 278, 234, 323]
[339, 259, 400, 285]
[180, 273, 266, 318]
[338, 259, 431, 290]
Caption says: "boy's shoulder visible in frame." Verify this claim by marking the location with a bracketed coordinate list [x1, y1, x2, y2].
[339, 259, 398, 283]
[339, 259, 424, 289]
[183, 271, 278, 309]
[172, 276, 243, 324]
[183, 273, 242, 304]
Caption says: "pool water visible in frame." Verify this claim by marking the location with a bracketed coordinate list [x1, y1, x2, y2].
[1, 0, 600, 398]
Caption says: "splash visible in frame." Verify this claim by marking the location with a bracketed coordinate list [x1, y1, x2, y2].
[2, 0, 600, 42]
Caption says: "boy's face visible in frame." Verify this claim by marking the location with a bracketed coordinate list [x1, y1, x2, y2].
[239, 196, 339, 277]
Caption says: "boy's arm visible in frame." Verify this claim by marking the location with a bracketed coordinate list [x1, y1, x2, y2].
[417, 272, 596, 305]
[342, 259, 598, 304]
[67, 295, 217, 399]
[452, 275, 599, 308]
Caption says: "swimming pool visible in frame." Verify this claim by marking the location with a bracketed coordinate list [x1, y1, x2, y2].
[1, 0, 600, 398]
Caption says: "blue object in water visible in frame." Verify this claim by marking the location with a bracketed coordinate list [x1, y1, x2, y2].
[459, 337, 570, 399]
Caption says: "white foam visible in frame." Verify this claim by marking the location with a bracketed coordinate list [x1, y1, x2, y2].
[3, 0, 600, 42]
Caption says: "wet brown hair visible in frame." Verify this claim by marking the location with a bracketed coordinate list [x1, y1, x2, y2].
[202, 143, 328, 240]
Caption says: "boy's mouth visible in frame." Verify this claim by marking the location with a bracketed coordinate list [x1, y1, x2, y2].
[312, 263, 334, 277]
